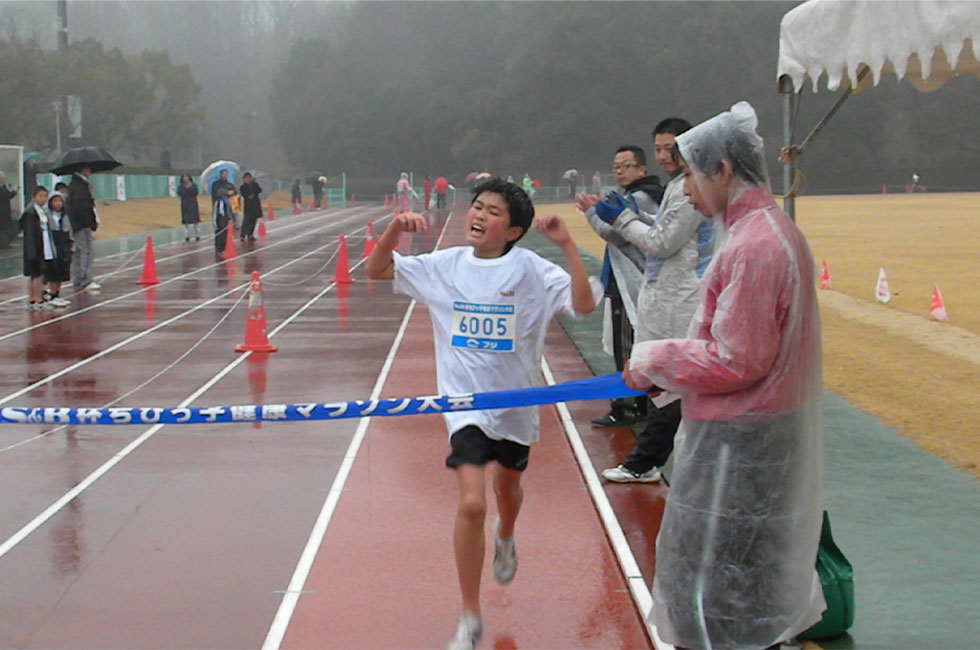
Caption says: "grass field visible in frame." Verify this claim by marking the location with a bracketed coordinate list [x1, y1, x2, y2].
[551, 192, 980, 478]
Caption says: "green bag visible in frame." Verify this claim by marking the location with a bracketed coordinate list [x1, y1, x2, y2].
[799, 510, 855, 640]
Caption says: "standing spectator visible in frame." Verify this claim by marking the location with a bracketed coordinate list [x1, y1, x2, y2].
[594, 118, 713, 483]
[566, 170, 578, 198]
[434, 175, 450, 210]
[66, 166, 100, 293]
[210, 168, 235, 203]
[291, 178, 302, 209]
[42, 192, 71, 308]
[521, 173, 533, 198]
[395, 171, 417, 213]
[177, 173, 201, 242]
[213, 186, 236, 255]
[423, 175, 432, 212]
[210, 169, 236, 242]
[239, 172, 263, 243]
[20, 186, 53, 309]
[576, 146, 663, 427]
[0, 171, 17, 249]
[311, 175, 325, 209]
[592, 169, 602, 194]
[624, 102, 825, 649]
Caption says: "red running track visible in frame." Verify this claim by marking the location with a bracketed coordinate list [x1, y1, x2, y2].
[0, 203, 664, 648]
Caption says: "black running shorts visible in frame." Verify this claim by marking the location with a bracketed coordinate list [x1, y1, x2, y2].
[445, 425, 530, 472]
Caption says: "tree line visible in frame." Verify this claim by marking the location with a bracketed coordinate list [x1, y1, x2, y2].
[270, 1, 979, 194]
[0, 31, 205, 167]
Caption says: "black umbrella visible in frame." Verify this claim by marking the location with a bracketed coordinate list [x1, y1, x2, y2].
[49, 146, 122, 176]
[246, 169, 272, 200]
[305, 171, 326, 185]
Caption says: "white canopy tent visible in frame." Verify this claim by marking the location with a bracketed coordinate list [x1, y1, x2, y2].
[776, 0, 980, 217]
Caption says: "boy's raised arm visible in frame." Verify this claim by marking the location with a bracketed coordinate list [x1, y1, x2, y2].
[365, 212, 429, 280]
[533, 214, 597, 315]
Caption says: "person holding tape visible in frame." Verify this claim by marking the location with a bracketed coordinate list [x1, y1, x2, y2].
[623, 102, 825, 650]
[367, 177, 601, 650]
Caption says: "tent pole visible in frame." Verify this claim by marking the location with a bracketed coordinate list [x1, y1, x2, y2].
[779, 75, 798, 220]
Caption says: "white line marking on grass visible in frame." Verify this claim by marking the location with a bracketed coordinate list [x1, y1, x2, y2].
[262, 208, 456, 649]
[540, 357, 673, 650]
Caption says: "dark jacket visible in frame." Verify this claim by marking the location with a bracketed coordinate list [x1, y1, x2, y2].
[19, 203, 45, 263]
[0, 184, 16, 222]
[66, 173, 97, 231]
[291, 182, 302, 203]
[211, 178, 235, 203]
[177, 181, 200, 224]
[239, 181, 263, 218]
[624, 175, 665, 205]
[310, 179, 323, 198]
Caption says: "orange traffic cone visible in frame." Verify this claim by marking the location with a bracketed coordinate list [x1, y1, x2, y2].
[257, 220, 267, 237]
[267, 202, 275, 221]
[293, 201, 301, 215]
[819, 259, 831, 289]
[235, 271, 278, 353]
[223, 227, 237, 259]
[136, 235, 159, 285]
[362, 221, 375, 258]
[331, 234, 355, 283]
[930, 284, 948, 321]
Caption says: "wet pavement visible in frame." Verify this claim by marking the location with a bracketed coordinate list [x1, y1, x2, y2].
[0, 203, 656, 648]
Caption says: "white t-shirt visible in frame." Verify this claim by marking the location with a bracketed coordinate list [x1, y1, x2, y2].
[394, 245, 595, 445]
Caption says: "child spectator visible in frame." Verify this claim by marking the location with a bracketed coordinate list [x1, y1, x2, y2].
[20, 186, 54, 310]
[42, 192, 71, 308]
[366, 178, 601, 650]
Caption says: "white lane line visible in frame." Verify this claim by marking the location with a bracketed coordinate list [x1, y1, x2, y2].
[540, 357, 673, 650]
[0, 206, 384, 343]
[262, 208, 456, 650]
[0, 212, 373, 408]
[0, 257, 375, 562]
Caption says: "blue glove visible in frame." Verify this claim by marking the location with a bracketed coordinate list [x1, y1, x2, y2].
[593, 192, 638, 224]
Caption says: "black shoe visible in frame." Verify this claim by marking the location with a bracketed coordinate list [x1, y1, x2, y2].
[185, 237, 190, 242]
[248, 236, 256, 243]
[591, 408, 637, 428]
[195, 236, 201, 241]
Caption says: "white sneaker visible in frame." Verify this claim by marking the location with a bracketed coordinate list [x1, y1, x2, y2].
[601, 464, 662, 483]
[49, 296, 70, 308]
[87, 281, 102, 290]
[446, 612, 482, 650]
[492, 517, 518, 585]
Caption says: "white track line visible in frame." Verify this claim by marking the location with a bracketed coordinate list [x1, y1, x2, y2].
[540, 357, 673, 650]
[0, 257, 374, 562]
[0, 222, 358, 409]
[262, 208, 457, 650]
[0, 207, 384, 342]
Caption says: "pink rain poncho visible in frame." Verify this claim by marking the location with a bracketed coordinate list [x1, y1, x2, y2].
[626, 102, 825, 649]
[395, 172, 416, 213]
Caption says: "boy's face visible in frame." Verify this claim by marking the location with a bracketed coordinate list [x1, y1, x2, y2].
[466, 191, 523, 258]
[33, 191, 48, 206]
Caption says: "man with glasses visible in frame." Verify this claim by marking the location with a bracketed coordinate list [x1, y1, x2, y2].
[577, 146, 663, 428]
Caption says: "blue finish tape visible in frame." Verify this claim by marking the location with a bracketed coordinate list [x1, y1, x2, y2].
[0, 373, 645, 426]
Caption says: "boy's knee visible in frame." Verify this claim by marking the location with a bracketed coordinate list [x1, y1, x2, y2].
[457, 494, 486, 521]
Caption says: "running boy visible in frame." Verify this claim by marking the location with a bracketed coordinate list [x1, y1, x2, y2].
[366, 178, 600, 650]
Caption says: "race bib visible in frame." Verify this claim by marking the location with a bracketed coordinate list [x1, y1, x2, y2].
[450, 302, 515, 352]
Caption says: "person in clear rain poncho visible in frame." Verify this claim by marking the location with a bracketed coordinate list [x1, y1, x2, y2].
[623, 101, 826, 650]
